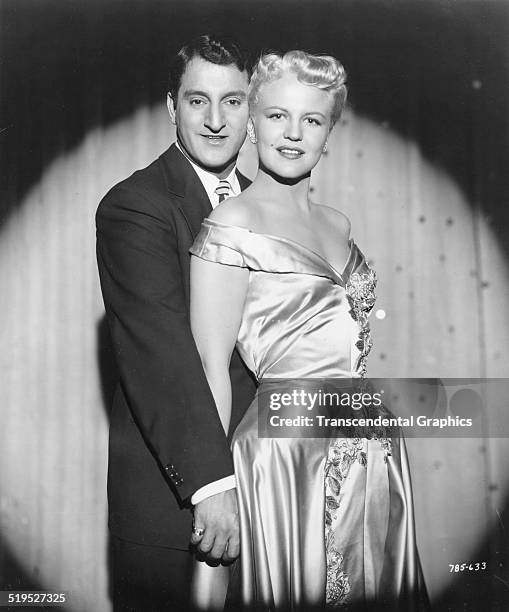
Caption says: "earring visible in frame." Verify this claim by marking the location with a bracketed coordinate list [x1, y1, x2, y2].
[322, 141, 328, 153]
[247, 124, 257, 144]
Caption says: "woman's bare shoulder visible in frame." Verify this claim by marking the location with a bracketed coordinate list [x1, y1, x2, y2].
[313, 203, 351, 236]
[208, 193, 260, 229]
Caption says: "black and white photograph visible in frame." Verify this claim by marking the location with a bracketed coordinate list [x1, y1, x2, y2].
[1, 1, 509, 610]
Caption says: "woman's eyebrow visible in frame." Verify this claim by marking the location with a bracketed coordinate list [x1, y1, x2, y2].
[263, 106, 327, 119]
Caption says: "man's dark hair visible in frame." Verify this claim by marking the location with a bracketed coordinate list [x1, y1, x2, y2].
[168, 34, 251, 101]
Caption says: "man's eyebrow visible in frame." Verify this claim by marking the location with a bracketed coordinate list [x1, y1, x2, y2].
[182, 89, 247, 99]
[182, 90, 209, 98]
[222, 90, 247, 99]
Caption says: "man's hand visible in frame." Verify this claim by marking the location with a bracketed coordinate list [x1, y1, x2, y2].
[191, 489, 240, 563]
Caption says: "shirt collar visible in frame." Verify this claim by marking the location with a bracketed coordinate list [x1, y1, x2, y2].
[175, 140, 240, 208]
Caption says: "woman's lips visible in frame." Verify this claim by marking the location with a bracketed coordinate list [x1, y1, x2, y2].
[276, 146, 305, 159]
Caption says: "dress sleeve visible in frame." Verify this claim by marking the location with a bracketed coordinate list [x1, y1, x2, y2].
[190, 219, 248, 268]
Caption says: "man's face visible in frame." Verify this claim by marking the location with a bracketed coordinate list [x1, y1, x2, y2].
[168, 57, 249, 177]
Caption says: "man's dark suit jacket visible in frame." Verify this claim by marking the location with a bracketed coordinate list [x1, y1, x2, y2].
[96, 144, 256, 550]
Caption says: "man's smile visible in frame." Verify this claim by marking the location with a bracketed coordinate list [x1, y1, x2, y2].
[201, 134, 228, 142]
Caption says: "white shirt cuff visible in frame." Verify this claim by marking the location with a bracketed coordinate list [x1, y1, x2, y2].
[190, 475, 237, 505]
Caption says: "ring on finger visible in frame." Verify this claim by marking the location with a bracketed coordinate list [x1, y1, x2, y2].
[192, 525, 205, 538]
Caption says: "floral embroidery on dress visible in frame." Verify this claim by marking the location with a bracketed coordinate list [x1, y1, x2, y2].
[378, 437, 393, 460]
[345, 266, 377, 378]
[323, 263, 393, 606]
[345, 266, 393, 458]
[324, 438, 366, 606]
[325, 532, 350, 607]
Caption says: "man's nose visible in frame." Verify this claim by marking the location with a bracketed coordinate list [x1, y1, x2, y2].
[284, 119, 303, 141]
[204, 103, 226, 132]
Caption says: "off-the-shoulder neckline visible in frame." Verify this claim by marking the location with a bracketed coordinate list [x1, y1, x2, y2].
[204, 218, 356, 280]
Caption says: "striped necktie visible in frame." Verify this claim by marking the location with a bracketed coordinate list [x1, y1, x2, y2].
[215, 179, 231, 203]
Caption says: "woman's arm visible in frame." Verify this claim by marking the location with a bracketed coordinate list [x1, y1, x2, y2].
[190, 256, 249, 434]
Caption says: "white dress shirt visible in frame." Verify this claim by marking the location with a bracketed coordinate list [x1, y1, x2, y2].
[175, 141, 240, 505]
[176, 141, 240, 208]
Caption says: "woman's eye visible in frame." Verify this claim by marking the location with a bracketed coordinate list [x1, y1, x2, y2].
[268, 113, 283, 120]
[306, 117, 321, 126]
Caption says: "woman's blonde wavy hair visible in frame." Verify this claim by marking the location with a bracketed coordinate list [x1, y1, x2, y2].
[248, 50, 347, 125]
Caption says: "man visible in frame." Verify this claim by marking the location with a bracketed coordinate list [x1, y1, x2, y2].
[96, 35, 256, 611]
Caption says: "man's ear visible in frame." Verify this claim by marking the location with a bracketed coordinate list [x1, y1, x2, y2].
[167, 92, 177, 125]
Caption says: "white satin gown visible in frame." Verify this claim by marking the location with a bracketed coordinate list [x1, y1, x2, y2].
[190, 219, 429, 611]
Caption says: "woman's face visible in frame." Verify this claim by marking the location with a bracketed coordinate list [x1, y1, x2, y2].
[251, 73, 333, 180]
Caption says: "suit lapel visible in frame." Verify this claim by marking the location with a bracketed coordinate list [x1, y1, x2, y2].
[158, 145, 253, 239]
[158, 145, 212, 239]
[236, 170, 252, 192]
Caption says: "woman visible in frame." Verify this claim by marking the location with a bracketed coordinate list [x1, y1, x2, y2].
[190, 51, 428, 610]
